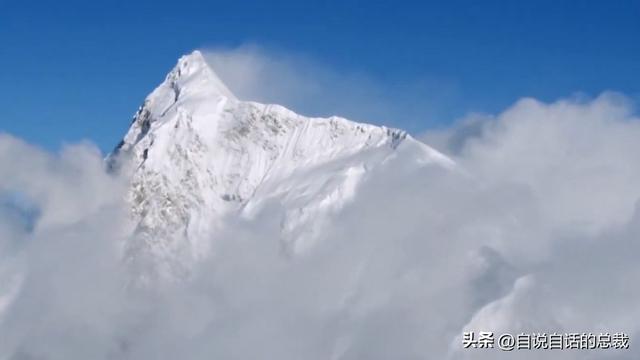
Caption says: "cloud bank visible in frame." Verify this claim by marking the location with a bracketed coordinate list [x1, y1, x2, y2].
[1, 93, 640, 359]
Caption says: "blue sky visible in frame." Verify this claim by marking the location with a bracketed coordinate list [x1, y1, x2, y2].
[1, 0, 639, 152]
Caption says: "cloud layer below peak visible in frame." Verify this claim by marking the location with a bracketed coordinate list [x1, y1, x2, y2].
[1, 91, 640, 359]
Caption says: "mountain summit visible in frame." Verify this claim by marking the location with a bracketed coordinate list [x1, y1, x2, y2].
[167, 50, 237, 100]
[110, 50, 454, 279]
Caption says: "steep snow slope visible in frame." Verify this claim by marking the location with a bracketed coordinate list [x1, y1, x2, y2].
[110, 50, 454, 278]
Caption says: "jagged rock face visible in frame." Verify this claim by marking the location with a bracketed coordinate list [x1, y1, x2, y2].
[110, 50, 454, 279]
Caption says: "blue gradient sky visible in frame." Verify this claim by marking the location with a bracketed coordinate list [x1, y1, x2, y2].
[1, 0, 639, 152]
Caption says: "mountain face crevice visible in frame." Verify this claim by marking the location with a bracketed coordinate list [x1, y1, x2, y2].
[109, 50, 455, 279]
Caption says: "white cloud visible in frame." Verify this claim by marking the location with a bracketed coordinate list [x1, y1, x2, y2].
[1, 91, 640, 359]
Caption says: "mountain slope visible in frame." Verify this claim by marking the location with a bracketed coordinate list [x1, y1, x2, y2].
[110, 50, 454, 278]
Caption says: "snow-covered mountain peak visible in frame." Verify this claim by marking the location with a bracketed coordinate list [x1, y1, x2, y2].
[111, 51, 454, 279]
[165, 49, 237, 102]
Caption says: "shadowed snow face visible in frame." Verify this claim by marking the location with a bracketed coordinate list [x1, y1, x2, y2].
[1, 91, 640, 359]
